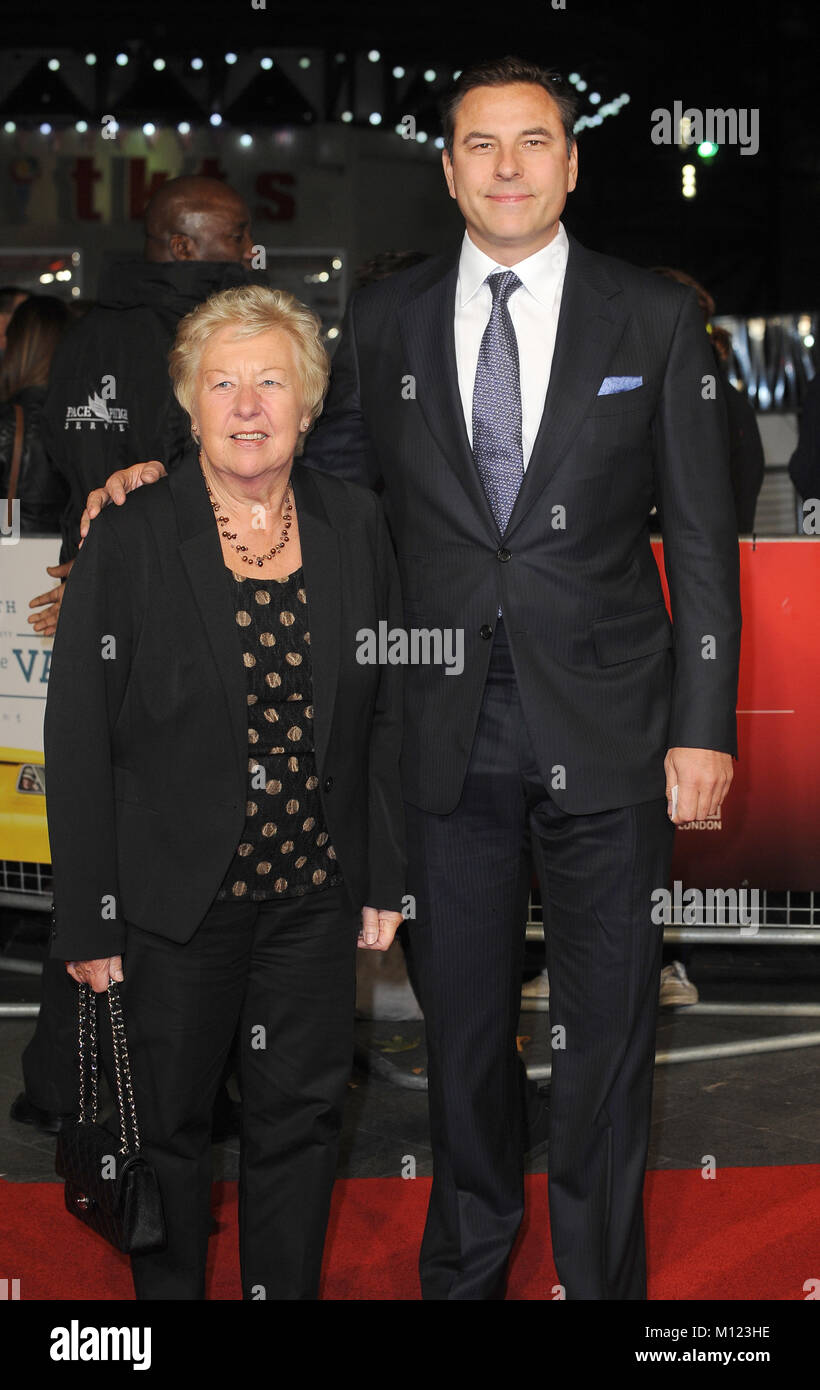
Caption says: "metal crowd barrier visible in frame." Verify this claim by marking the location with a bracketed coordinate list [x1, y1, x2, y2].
[3, 892, 820, 1078]
[522, 889, 820, 1077]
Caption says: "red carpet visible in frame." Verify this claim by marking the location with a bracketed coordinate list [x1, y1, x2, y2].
[2, 1166, 818, 1299]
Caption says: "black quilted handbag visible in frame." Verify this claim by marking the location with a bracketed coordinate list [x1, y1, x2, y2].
[54, 980, 166, 1254]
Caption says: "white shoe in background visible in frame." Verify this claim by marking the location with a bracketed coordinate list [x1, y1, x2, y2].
[660, 960, 699, 1006]
[521, 968, 550, 1000]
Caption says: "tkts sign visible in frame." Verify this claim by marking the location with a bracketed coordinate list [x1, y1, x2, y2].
[67, 157, 296, 222]
[4, 150, 297, 227]
[64, 375, 129, 432]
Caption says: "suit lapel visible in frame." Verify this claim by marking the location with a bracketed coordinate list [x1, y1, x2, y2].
[398, 254, 499, 540]
[503, 235, 629, 541]
[169, 450, 341, 784]
[398, 236, 630, 544]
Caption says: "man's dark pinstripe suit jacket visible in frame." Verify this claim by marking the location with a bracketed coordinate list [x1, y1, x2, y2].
[303, 231, 742, 817]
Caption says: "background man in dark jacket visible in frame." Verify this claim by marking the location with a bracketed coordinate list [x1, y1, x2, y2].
[789, 373, 820, 509]
[28, 175, 257, 634]
[652, 267, 765, 535]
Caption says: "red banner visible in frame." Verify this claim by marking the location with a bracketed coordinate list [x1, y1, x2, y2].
[653, 538, 820, 890]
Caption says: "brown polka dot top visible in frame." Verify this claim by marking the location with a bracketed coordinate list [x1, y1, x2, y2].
[215, 566, 343, 902]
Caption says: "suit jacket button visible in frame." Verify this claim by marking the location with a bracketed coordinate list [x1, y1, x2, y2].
[480, 625, 493, 640]
[323, 776, 334, 792]
[496, 548, 511, 562]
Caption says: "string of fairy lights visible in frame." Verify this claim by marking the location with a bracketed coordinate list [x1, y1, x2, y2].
[0, 49, 631, 155]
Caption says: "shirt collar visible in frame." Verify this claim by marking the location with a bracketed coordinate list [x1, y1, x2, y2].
[457, 222, 569, 307]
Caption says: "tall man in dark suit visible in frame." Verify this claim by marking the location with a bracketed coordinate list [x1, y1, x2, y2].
[304, 57, 740, 1300]
[82, 56, 741, 1300]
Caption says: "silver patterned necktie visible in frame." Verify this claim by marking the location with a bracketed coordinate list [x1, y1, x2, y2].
[472, 269, 524, 535]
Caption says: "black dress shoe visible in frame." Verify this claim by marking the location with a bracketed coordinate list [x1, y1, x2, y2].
[9, 1092, 66, 1134]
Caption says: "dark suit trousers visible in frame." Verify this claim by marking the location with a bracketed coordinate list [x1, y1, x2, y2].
[120, 883, 359, 1300]
[405, 621, 676, 1300]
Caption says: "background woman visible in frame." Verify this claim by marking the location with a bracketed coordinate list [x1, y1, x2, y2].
[0, 294, 71, 534]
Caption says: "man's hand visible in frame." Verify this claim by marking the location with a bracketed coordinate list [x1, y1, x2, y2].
[358, 907, 403, 952]
[28, 560, 74, 636]
[66, 954, 124, 994]
[80, 459, 167, 543]
[664, 747, 734, 824]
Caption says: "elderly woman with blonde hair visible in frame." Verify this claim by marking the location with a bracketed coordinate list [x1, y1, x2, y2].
[44, 284, 406, 1300]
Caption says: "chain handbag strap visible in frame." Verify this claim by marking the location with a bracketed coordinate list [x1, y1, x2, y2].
[77, 984, 95, 1123]
[77, 981, 99, 1125]
[107, 980, 141, 1155]
[76, 980, 141, 1155]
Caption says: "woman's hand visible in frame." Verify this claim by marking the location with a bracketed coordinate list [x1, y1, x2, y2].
[66, 955, 124, 993]
[358, 908, 403, 952]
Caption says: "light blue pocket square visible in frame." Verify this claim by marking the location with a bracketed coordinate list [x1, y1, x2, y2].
[598, 375, 643, 395]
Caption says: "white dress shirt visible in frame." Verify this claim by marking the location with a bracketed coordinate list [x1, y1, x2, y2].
[454, 222, 569, 469]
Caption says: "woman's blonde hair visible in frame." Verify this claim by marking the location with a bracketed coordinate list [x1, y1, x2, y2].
[169, 284, 330, 456]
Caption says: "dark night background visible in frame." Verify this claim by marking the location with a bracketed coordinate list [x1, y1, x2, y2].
[2, 0, 819, 313]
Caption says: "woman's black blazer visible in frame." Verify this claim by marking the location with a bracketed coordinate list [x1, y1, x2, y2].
[45, 445, 406, 962]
